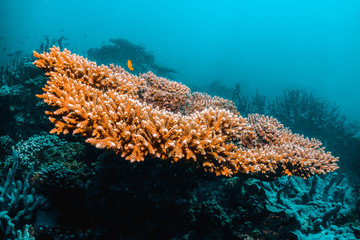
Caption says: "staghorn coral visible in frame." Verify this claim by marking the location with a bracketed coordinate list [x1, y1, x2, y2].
[139, 71, 190, 113]
[184, 91, 238, 115]
[33, 46, 338, 179]
[246, 114, 338, 177]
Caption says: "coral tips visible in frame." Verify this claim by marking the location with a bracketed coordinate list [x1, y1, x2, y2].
[127, 60, 133, 71]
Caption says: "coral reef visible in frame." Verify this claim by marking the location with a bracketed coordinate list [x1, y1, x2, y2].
[184, 91, 237, 115]
[254, 172, 359, 239]
[0, 150, 47, 239]
[0, 56, 49, 141]
[234, 86, 360, 179]
[27, 151, 360, 240]
[0, 42, 359, 239]
[0, 135, 14, 157]
[139, 71, 190, 113]
[33, 163, 83, 192]
[11, 133, 67, 168]
[33, 46, 338, 179]
[269, 89, 348, 140]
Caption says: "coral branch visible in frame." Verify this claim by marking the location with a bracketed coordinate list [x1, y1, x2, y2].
[34, 46, 338, 179]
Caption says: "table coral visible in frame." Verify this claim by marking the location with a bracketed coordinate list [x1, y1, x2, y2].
[34, 46, 338, 179]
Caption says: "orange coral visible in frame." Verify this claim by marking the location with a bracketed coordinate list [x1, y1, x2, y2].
[184, 92, 238, 115]
[34, 46, 338, 179]
[246, 114, 338, 178]
[139, 71, 190, 113]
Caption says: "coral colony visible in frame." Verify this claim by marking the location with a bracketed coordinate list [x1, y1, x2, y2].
[34, 46, 338, 179]
[1, 42, 360, 239]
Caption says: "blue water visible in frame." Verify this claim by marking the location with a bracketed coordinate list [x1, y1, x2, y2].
[1, 0, 360, 122]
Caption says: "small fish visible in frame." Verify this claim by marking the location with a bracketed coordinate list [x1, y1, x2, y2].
[127, 60, 134, 71]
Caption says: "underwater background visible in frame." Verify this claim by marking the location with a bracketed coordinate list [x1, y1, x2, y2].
[1, 0, 360, 239]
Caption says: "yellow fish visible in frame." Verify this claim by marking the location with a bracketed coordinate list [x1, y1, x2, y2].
[127, 60, 134, 71]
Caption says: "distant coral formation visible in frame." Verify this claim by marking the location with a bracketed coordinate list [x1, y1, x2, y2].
[33, 47, 338, 179]
[87, 38, 177, 78]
